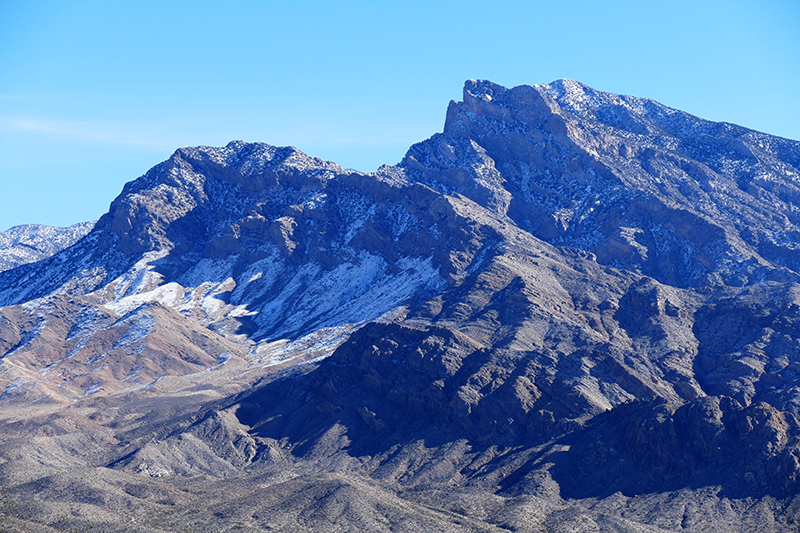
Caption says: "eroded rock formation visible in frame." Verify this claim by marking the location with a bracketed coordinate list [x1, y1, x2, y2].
[2, 79, 800, 531]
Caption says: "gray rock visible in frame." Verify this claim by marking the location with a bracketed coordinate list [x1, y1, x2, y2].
[2, 79, 800, 531]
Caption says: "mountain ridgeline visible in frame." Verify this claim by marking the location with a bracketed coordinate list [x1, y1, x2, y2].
[2, 79, 800, 532]
[0, 222, 94, 273]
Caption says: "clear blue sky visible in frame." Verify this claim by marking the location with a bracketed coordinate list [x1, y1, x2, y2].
[1, 0, 798, 231]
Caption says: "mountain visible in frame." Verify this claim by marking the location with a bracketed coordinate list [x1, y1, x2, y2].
[0, 222, 95, 272]
[1, 79, 800, 532]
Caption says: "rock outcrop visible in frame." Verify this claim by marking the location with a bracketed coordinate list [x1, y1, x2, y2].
[2, 79, 800, 532]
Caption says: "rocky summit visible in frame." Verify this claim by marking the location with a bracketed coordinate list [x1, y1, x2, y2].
[1, 79, 800, 532]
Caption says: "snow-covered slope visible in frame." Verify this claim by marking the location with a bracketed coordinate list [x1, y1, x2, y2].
[0, 222, 94, 272]
[0, 143, 462, 401]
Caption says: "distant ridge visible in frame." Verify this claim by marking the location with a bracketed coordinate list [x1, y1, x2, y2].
[0, 221, 95, 272]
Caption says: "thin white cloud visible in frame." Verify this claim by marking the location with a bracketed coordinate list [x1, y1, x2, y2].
[0, 116, 176, 149]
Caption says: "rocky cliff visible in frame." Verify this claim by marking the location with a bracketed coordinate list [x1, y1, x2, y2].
[1, 79, 800, 532]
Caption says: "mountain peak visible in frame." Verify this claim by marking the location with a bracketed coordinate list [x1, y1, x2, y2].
[3, 79, 800, 531]
[409, 78, 800, 287]
[462, 78, 507, 102]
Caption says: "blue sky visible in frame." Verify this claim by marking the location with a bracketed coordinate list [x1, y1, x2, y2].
[1, 0, 798, 231]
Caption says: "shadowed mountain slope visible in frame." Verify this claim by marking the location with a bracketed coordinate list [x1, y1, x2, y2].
[2, 79, 800, 532]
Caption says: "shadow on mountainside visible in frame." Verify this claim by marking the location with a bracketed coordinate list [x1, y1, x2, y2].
[232, 320, 800, 502]
[541, 396, 800, 501]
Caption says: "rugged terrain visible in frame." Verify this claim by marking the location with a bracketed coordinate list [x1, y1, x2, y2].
[2, 79, 800, 531]
[0, 222, 95, 273]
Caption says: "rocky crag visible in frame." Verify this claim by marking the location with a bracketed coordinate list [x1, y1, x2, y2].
[1, 80, 800, 532]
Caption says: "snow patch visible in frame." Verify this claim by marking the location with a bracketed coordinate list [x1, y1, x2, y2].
[252, 252, 444, 338]
[113, 308, 156, 349]
[250, 324, 351, 367]
[110, 250, 169, 300]
[106, 282, 185, 316]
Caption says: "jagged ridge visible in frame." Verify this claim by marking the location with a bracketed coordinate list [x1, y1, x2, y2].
[2, 79, 800, 532]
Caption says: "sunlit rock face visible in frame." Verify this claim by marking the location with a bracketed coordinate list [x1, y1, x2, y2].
[2, 79, 800, 532]
[404, 79, 800, 288]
